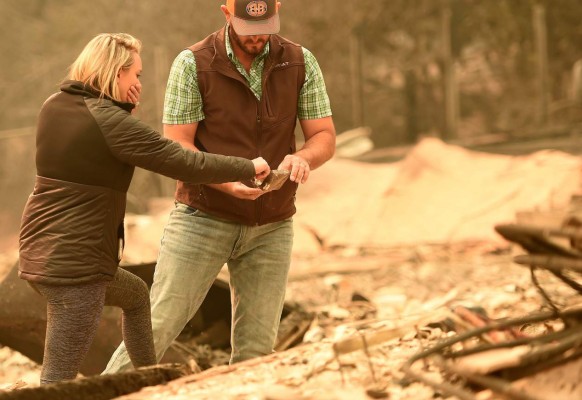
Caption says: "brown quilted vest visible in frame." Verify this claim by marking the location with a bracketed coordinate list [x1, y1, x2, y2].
[175, 28, 306, 225]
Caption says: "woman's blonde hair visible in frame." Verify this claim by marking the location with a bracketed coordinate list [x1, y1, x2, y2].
[68, 33, 141, 102]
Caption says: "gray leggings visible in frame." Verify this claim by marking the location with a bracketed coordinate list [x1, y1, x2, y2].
[33, 268, 156, 384]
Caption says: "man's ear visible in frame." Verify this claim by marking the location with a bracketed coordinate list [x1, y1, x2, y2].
[220, 5, 230, 20]
[277, 1, 281, 11]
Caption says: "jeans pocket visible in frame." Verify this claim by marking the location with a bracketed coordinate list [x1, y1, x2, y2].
[175, 201, 200, 216]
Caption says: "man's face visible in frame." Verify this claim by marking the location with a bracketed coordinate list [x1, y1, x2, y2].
[229, 25, 269, 57]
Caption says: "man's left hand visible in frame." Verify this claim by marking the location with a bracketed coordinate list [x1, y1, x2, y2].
[278, 154, 310, 184]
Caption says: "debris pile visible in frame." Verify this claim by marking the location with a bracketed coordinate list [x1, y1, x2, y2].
[118, 137, 582, 264]
[295, 137, 582, 251]
[401, 222, 582, 399]
[2, 137, 582, 398]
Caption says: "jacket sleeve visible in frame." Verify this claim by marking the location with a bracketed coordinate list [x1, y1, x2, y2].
[92, 103, 255, 184]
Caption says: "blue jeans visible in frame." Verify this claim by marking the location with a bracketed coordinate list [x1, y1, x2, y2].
[104, 202, 293, 373]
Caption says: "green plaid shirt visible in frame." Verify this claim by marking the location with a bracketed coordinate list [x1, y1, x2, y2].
[163, 29, 332, 124]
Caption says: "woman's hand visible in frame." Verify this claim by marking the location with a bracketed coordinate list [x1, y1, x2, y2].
[208, 158, 270, 201]
[252, 157, 270, 181]
[127, 83, 141, 114]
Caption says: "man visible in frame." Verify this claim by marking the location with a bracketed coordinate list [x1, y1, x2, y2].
[104, 0, 335, 372]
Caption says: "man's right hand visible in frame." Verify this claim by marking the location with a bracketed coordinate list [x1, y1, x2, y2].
[214, 182, 265, 200]
[208, 157, 269, 200]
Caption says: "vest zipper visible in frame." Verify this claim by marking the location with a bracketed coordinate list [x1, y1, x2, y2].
[256, 63, 276, 226]
[256, 107, 263, 226]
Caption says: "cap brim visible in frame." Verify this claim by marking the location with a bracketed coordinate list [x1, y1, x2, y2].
[230, 14, 280, 35]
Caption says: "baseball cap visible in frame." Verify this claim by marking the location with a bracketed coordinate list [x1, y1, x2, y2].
[226, 0, 280, 36]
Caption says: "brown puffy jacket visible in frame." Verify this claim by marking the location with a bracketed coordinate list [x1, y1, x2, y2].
[19, 80, 255, 285]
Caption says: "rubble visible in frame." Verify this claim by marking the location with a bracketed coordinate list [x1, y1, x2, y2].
[2, 138, 582, 398]
[0, 364, 191, 400]
[0, 259, 305, 380]
[398, 221, 582, 399]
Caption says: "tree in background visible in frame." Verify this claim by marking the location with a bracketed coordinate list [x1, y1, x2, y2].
[284, 0, 582, 146]
[1, 0, 581, 145]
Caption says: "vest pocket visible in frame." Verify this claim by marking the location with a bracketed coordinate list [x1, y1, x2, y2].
[262, 114, 296, 130]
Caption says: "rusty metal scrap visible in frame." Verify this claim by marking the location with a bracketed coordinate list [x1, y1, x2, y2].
[399, 223, 582, 399]
[402, 306, 582, 400]
[248, 169, 290, 191]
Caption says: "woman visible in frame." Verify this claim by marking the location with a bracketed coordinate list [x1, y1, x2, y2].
[18, 33, 270, 384]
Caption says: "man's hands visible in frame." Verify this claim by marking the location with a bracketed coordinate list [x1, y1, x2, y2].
[277, 154, 310, 184]
[216, 182, 265, 200]
[214, 154, 312, 200]
[212, 157, 270, 201]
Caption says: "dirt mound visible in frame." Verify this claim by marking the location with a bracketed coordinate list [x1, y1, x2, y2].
[294, 137, 582, 251]
[119, 137, 582, 263]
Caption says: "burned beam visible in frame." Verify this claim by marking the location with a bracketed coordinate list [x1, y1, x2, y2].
[0, 363, 190, 400]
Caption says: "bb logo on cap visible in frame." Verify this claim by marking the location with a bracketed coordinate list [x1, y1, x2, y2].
[227, 0, 280, 35]
[246, 1, 268, 17]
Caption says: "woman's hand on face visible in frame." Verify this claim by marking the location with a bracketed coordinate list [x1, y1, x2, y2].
[252, 157, 270, 181]
[127, 83, 141, 106]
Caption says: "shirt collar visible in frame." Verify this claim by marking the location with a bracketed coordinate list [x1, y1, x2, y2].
[224, 23, 270, 64]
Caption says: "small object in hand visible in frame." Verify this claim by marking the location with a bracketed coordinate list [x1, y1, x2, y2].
[250, 170, 290, 191]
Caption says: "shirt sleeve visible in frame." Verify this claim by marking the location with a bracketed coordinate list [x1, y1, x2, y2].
[297, 47, 333, 120]
[162, 49, 205, 125]
[100, 106, 255, 183]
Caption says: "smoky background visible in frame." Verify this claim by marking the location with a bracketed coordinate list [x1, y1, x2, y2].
[0, 0, 581, 247]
